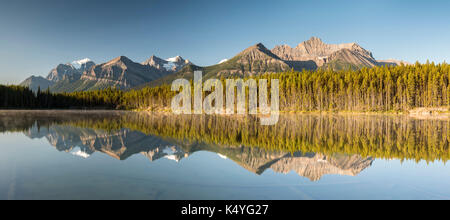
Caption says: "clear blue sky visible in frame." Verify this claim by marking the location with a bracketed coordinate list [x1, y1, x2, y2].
[1, 0, 449, 84]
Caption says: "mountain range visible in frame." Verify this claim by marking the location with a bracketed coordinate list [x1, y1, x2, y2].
[20, 37, 409, 92]
[20, 55, 191, 92]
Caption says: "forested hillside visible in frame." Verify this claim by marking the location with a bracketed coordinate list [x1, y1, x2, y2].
[2, 62, 450, 112]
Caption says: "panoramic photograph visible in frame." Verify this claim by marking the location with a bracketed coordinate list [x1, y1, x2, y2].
[1, 0, 450, 206]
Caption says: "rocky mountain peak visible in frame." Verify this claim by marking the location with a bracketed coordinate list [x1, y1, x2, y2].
[272, 37, 378, 69]
[300, 36, 325, 47]
[239, 43, 278, 58]
[255, 43, 266, 49]
[46, 63, 79, 82]
[142, 55, 191, 73]
[216, 43, 290, 76]
[78, 61, 96, 74]
[167, 56, 191, 66]
[166, 55, 182, 62]
[245, 43, 269, 52]
[142, 55, 165, 66]
[111, 56, 133, 64]
[71, 58, 92, 68]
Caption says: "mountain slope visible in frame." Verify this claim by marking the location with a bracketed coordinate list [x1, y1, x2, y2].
[50, 77, 98, 93]
[79, 61, 96, 73]
[20, 59, 96, 92]
[82, 56, 166, 88]
[272, 37, 378, 70]
[138, 43, 292, 88]
[137, 63, 203, 88]
[50, 56, 171, 92]
[213, 43, 291, 77]
[323, 48, 379, 70]
[22, 56, 190, 93]
[19, 76, 54, 91]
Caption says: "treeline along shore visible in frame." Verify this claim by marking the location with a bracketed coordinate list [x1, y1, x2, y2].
[1, 62, 450, 112]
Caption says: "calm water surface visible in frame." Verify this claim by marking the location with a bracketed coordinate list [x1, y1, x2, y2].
[1, 110, 450, 200]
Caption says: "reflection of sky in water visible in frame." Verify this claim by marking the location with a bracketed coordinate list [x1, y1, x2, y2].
[1, 132, 450, 200]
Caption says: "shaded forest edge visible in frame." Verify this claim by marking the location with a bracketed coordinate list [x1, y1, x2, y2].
[2, 62, 450, 113]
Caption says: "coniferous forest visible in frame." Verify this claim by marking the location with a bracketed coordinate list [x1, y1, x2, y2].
[1, 62, 450, 112]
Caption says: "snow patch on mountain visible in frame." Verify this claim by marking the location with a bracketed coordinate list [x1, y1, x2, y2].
[163, 62, 177, 71]
[71, 58, 92, 68]
[166, 56, 181, 63]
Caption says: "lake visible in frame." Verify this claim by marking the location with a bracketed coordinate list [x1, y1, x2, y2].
[0, 110, 450, 200]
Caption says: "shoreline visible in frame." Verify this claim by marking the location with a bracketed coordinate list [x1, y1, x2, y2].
[1, 108, 450, 119]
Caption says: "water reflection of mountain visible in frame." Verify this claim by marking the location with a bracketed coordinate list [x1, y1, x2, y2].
[3, 110, 450, 162]
[24, 124, 373, 181]
[25, 125, 187, 162]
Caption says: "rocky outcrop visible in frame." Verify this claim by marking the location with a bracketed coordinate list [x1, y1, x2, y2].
[47, 64, 80, 82]
[272, 37, 378, 70]
[78, 60, 96, 73]
[142, 55, 191, 73]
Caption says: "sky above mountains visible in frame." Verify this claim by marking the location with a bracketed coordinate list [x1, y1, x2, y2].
[1, 0, 450, 84]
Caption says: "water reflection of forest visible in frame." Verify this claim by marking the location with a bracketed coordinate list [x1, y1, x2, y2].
[1, 111, 449, 163]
